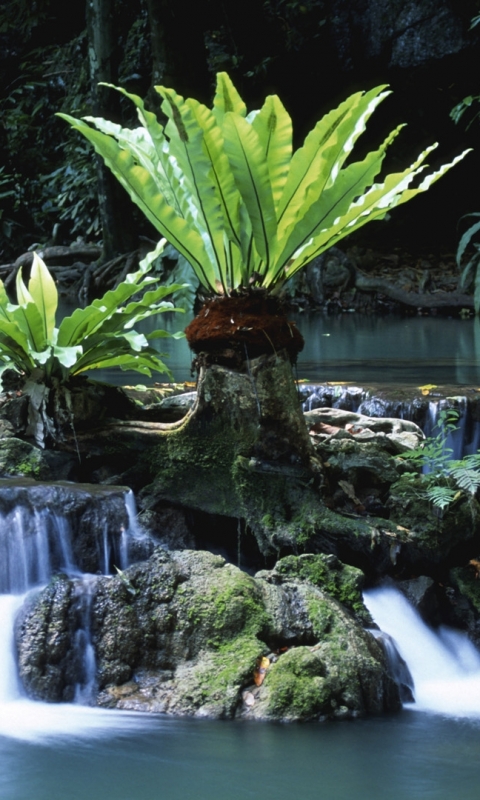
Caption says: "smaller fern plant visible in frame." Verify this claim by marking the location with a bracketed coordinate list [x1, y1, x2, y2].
[400, 409, 480, 512]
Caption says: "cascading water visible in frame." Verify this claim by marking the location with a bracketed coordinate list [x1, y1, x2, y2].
[0, 482, 150, 741]
[73, 575, 98, 704]
[365, 586, 480, 717]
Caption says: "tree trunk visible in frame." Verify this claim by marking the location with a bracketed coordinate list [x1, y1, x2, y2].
[86, 0, 136, 262]
[145, 0, 211, 107]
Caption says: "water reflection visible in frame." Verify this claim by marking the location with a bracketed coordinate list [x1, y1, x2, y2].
[58, 299, 480, 386]
[297, 313, 480, 385]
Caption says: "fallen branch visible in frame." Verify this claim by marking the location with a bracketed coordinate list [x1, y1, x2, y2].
[355, 274, 474, 308]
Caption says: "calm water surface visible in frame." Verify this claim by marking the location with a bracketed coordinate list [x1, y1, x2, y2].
[1, 712, 479, 800]
[74, 310, 480, 386]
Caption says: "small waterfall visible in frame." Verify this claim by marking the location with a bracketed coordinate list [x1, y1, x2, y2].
[369, 629, 415, 703]
[365, 586, 480, 716]
[299, 384, 368, 412]
[0, 484, 147, 711]
[73, 575, 98, 704]
[0, 595, 25, 703]
[0, 506, 77, 594]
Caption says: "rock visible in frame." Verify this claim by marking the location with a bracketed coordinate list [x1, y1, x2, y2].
[397, 575, 439, 624]
[0, 438, 77, 481]
[305, 408, 424, 454]
[329, 0, 468, 71]
[387, 474, 480, 572]
[15, 549, 400, 721]
[445, 565, 480, 649]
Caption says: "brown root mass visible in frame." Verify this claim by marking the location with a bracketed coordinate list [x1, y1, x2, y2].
[185, 294, 304, 364]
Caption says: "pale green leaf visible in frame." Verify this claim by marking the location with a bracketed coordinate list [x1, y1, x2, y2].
[28, 252, 58, 341]
[57, 113, 218, 292]
[212, 72, 247, 122]
[53, 344, 83, 369]
[252, 94, 292, 212]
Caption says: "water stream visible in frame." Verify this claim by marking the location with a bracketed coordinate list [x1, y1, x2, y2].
[364, 587, 480, 717]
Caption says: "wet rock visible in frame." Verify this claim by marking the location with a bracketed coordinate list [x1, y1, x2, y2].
[0, 478, 145, 574]
[386, 474, 480, 572]
[15, 549, 400, 721]
[15, 575, 76, 701]
[397, 575, 439, 624]
[445, 565, 480, 649]
[0, 438, 78, 481]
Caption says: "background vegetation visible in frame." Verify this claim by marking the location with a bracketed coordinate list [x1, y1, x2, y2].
[1, 0, 479, 264]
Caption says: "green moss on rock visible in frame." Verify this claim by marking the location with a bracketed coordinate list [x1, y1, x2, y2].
[273, 553, 370, 623]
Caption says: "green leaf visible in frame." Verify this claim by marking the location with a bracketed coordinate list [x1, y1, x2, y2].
[474, 265, 480, 316]
[188, 99, 245, 277]
[276, 86, 389, 243]
[159, 87, 230, 291]
[449, 466, 480, 495]
[456, 215, 480, 268]
[222, 112, 277, 270]
[212, 72, 247, 122]
[270, 125, 404, 284]
[251, 94, 292, 213]
[56, 113, 218, 293]
[424, 486, 457, 511]
[0, 324, 36, 371]
[28, 252, 58, 341]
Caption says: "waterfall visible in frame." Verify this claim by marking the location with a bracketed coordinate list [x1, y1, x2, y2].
[365, 586, 480, 716]
[0, 483, 151, 741]
[73, 575, 98, 704]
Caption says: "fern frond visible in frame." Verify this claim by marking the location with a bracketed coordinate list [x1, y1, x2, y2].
[448, 466, 480, 496]
[424, 486, 458, 511]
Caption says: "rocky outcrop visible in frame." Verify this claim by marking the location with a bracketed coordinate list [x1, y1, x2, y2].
[329, 0, 470, 71]
[15, 550, 400, 720]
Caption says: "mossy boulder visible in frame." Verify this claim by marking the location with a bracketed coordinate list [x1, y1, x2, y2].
[15, 548, 399, 720]
[387, 474, 480, 571]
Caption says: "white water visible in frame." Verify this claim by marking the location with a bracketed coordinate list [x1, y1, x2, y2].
[365, 586, 480, 717]
[0, 490, 152, 743]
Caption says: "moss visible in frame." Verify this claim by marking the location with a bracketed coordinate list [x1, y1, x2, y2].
[0, 439, 43, 478]
[389, 474, 480, 552]
[184, 635, 264, 715]
[261, 647, 331, 720]
[172, 556, 269, 651]
[274, 554, 370, 623]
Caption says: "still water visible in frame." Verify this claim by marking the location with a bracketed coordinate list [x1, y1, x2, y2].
[85, 311, 480, 386]
[1, 711, 480, 800]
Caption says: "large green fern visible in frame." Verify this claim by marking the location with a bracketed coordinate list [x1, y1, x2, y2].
[58, 72, 470, 297]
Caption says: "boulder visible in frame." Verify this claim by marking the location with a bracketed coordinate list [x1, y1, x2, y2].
[15, 550, 400, 720]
